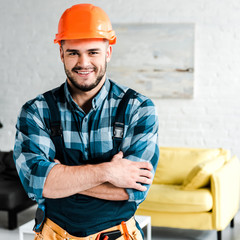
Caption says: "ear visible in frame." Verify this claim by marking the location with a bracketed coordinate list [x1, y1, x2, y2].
[106, 45, 112, 63]
[60, 46, 64, 62]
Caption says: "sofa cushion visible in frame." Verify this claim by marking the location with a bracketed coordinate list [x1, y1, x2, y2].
[153, 147, 221, 185]
[140, 184, 213, 213]
[182, 156, 225, 190]
[219, 148, 231, 162]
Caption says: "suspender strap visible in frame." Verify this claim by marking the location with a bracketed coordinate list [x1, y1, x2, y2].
[43, 91, 62, 136]
[113, 88, 137, 149]
[43, 84, 66, 161]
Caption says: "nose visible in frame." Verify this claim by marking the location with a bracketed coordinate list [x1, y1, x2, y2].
[77, 54, 90, 68]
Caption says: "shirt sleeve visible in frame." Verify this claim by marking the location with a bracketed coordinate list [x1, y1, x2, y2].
[122, 97, 159, 206]
[13, 98, 58, 204]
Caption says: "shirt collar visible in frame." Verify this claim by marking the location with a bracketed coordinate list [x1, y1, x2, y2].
[63, 78, 111, 112]
[64, 81, 80, 111]
[92, 78, 110, 110]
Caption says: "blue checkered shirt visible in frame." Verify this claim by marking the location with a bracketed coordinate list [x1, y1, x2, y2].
[13, 78, 159, 206]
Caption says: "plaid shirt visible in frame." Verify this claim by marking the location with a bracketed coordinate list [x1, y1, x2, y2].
[13, 78, 159, 206]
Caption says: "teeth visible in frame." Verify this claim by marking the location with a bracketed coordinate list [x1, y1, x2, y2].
[76, 71, 90, 74]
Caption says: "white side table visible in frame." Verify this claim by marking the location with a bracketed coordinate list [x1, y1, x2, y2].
[135, 215, 151, 240]
[19, 215, 151, 240]
[19, 219, 35, 240]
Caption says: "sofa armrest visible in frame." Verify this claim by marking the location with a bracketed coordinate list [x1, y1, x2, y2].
[211, 156, 240, 230]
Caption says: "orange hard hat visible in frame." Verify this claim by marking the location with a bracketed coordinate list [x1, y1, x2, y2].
[54, 4, 116, 45]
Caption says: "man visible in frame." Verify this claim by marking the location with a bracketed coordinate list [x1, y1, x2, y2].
[14, 4, 159, 240]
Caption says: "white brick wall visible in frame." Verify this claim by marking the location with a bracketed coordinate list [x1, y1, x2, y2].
[1, 0, 240, 158]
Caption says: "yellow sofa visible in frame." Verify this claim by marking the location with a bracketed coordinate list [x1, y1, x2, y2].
[136, 147, 240, 240]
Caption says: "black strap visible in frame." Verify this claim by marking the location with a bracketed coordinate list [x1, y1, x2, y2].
[43, 91, 62, 137]
[43, 84, 66, 161]
[113, 88, 137, 149]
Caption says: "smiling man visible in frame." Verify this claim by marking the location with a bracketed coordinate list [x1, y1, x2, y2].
[62, 39, 109, 91]
[60, 39, 111, 113]
[13, 4, 159, 240]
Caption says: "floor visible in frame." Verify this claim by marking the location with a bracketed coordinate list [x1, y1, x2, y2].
[1, 206, 240, 240]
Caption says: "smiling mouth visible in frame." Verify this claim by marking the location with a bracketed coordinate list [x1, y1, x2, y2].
[75, 71, 92, 75]
[73, 68, 95, 76]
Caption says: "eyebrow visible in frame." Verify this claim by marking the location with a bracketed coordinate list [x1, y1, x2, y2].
[66, 49, 79, 53]
[87, 48, 102, 52]
[65, 48, 102, 53]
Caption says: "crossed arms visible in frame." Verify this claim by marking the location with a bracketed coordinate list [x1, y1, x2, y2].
[42, 151, 153, 201]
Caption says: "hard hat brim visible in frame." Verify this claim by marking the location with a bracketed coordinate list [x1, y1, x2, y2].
[54, 31, 116, 45]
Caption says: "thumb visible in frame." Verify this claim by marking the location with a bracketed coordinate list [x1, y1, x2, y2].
[117, 151, 124, 158]
[54, 159, 61, 164]
[113, 151, 123, 159]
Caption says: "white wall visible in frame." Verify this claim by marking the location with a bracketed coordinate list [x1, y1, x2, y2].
[1, 0, 240, 158]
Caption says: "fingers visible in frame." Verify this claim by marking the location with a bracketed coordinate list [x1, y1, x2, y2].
[138, 176, 152, 185]
[129, 177, 151, 191]
[139, 169, 153, 180]
[133, 183, 147, 192]
[136, 169, 153, 186]
[108, 155, 154, 191]
[128, 163, 153, 190]
[137, 161, 153, 171]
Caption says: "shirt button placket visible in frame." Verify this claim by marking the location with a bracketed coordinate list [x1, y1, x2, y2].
[82, 117, 89, 158]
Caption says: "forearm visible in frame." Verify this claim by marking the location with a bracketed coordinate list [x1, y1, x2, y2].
[79, 183, 129, 201]
[42, 162, 108, 199]
[42, 153, 153, 199]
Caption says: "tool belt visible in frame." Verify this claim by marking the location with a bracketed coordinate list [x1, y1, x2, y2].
[36, 217, 142, 240]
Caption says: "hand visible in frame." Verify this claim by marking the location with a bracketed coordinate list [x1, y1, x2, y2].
[106, 151, 153, 191]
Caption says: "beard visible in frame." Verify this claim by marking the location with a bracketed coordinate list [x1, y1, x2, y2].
[64, 62, 107, 92]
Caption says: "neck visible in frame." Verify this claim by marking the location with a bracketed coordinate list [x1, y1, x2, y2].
[67, 77, 106, 114]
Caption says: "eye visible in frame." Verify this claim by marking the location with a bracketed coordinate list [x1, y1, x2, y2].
[89, 51, 99, 56]
[69, 52, 78, 56]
